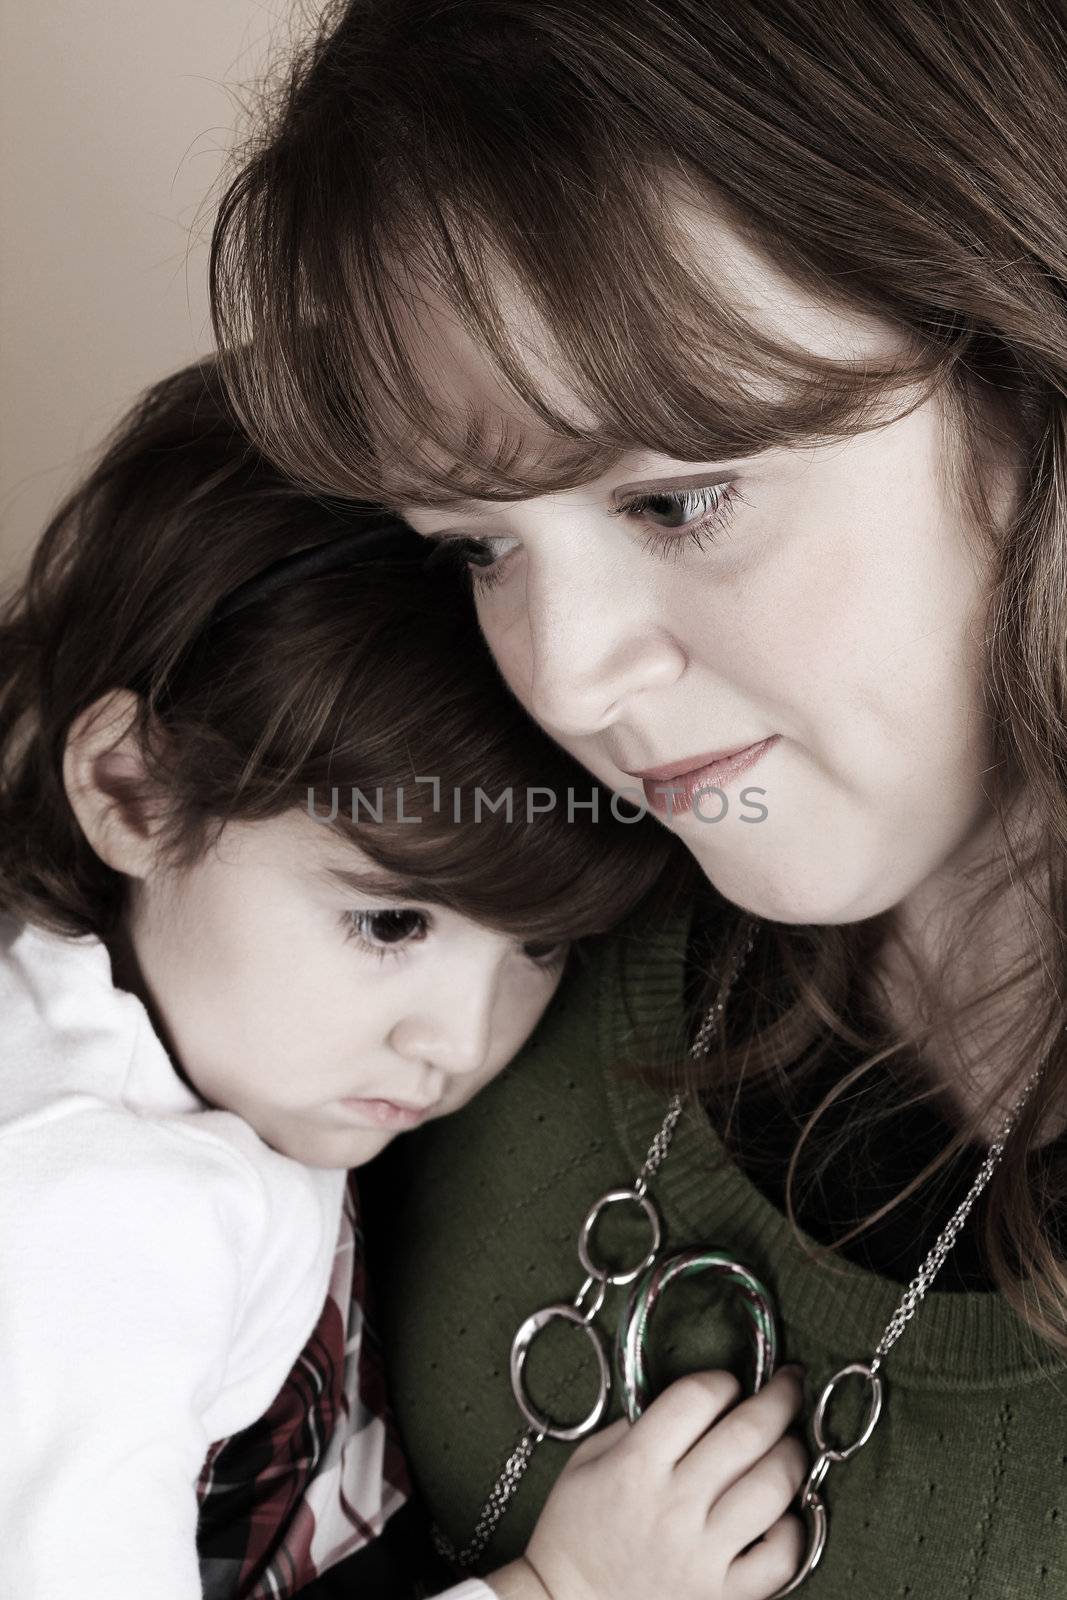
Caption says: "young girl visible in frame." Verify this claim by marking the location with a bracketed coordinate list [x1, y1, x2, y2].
[0, 357, 812, 1600]
[207, 2, 1067, 1597]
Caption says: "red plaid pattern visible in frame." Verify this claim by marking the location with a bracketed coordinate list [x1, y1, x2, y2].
[196, 1172, 411, 1599]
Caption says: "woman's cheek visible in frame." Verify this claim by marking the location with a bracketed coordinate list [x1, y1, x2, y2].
[475, 595, 534, 701]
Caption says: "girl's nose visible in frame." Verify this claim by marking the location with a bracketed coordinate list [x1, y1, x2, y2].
[387, 960, 499, 1078]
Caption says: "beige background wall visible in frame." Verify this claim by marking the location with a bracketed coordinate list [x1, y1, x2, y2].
[0, 0, 290, 582]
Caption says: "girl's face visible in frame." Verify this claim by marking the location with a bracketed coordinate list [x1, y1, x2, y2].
[123, 810, 566, 1168]
[399, 212, 1016, 929]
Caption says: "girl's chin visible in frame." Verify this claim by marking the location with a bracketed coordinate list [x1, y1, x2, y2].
[257, 1118, 396, 1170]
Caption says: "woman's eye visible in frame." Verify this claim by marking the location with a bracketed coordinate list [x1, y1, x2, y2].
[423, 535, 518, 594]
[521, 938, 570, 969]
[612, 482, 740, 556]
[343, 907, 430, 959]
[418, 481, 739, 593]
[630, 486, 726, 527]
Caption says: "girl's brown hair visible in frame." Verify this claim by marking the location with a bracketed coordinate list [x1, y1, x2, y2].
[0, 357, 678, 962]
[209, 1, 1067, 1347]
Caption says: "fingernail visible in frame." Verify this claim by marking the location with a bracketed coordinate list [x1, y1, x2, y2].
[780, 1363, 805, 1378]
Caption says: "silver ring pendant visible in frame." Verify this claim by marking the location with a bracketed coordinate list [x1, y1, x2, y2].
[577, 1188, 663, 1286]
[510, 1303, 611, 1442]
[812, 1362, 883, 1460]
[767, 1361, 884, 1596]
[616, 1250, 780, 1424]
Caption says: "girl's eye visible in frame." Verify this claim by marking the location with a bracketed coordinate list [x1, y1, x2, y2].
[610, 482, 740, 558]
[343, 907, 430, 960]
[521, 938, 570, 970]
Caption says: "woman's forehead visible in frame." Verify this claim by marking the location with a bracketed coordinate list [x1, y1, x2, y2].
[668, 189, 905, 365]
[375, 272, 601, 490]
[401, 192, 903, 388]
[373, 193, 911, 505]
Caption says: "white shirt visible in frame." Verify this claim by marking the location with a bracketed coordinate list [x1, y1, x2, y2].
[0, 918, 493, 1600]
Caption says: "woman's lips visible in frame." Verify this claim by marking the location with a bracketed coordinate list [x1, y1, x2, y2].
[633, 736, 779, 816]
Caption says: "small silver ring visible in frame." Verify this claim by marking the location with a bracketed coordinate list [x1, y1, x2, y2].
[510, 1303, 611, 1442]
[577, 1187, 662, 1286]
[572, 1274, 608, 1327]
[812, 1361, 884, 1462]
[767, 1491, 828, 1598]
[801, 1450, 833, 1503]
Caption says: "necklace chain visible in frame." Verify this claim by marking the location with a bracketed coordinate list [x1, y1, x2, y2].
[872, 1072, 1041, 1363]
[433, 917, 1047, 1580]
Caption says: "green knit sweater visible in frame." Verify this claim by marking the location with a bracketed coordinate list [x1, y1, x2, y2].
[373, 898, 1067, 1599]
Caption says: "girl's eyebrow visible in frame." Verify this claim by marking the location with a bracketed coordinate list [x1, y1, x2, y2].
[320, 863, 411, 898]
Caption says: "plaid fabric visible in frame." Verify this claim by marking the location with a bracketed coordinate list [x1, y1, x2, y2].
[196, 1171, 412, 1599]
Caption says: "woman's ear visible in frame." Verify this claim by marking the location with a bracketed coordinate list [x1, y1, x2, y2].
[62, 689, 165, 879]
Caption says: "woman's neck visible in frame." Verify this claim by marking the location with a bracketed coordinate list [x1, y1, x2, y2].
[864, 846, 1064, 1146]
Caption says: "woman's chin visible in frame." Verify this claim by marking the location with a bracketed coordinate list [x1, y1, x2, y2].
[685, 836, 906, 927]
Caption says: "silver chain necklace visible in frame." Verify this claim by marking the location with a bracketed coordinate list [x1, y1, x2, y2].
[434, 918, 1046, 1591]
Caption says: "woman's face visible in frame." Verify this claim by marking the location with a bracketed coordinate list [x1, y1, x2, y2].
[399, 212, 1015, 928]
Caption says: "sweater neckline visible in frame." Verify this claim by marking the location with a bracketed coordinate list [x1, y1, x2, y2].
[597, 900, 1067, 1387]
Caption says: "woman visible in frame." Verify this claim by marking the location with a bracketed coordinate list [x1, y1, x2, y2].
[209, 3, 1067, 1595]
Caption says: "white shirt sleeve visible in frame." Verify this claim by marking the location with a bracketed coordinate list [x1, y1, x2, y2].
[0, 1104, 330, 1600]
[434, 1584, 500, 1599]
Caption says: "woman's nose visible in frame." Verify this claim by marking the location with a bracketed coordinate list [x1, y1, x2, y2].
[520, 545, 688, 738]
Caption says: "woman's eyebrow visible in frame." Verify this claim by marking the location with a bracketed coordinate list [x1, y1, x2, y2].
[611, 467, 738, 501]
[392, 495, 491, 522]
[390, 502, 494, 541]
[399, 467, 742, 521]
[398, 466, 743, 532]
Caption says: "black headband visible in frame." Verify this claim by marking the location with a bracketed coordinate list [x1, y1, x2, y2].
[209, 515, 426, 626]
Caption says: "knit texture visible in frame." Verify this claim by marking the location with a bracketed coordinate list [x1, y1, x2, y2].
[373, 900, 1067, 1600]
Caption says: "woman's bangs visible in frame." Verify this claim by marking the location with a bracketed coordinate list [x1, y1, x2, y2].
[210, 0, 972, 508]
[214, 89, 953, 506]
[322, 167, 947, 507]
[333, 205, 626, 505]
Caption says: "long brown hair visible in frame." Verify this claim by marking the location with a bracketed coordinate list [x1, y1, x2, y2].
[0, 357, 679, 963]
[209, 1, 1067, 1348]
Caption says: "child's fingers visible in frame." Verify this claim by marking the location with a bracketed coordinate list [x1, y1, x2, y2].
[565, 1416, 631, 1469]
[625, 1369, 743, 1470]
[677, 1366, 804, 1499]
[709, 1432, 809, 1551]
[724, 1512, 807, 1600]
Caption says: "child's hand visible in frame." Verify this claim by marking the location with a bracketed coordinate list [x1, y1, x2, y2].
[489, 1364, 808, 1600]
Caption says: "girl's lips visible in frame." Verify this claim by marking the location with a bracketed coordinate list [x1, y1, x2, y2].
[640, 735, 778, 816]
[338, 1097, 436, 1130]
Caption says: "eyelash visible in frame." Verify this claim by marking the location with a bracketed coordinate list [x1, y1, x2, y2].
[521, 939, 570, 971]
[424, 483, 741, 594]
[342, 909, 569, 971]
[343, 908, 429, 962]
